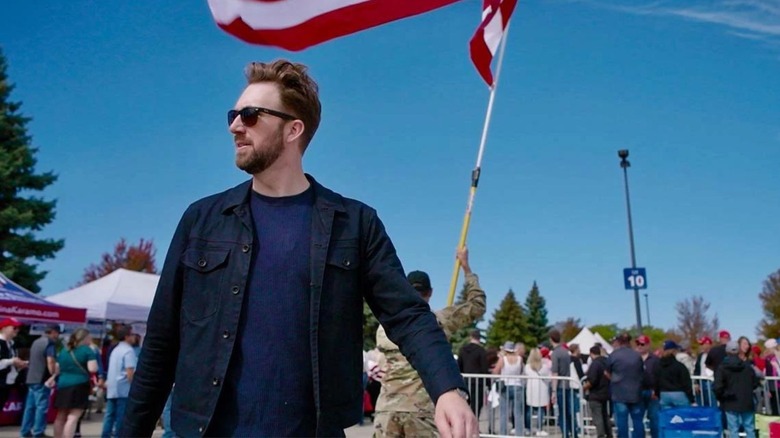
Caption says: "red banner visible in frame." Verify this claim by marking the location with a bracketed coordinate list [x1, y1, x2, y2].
[0, 301, 86, 324]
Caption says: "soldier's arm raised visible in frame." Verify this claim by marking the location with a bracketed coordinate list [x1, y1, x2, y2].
[436, 248, 487, 338]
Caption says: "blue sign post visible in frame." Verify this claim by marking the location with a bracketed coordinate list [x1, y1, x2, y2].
[623, 268, 647, 290]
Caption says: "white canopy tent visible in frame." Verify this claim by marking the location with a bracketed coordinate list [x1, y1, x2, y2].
[569, 327, 614, 354]
[593, 331, 612, 351]
[46, 268, 159, 323]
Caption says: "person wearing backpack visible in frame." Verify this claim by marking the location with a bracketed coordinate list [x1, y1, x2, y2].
[51, 328, 98, 438]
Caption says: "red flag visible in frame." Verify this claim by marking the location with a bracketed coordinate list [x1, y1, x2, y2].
[469, 0, 518, 87]
[208, 0, 461, 51]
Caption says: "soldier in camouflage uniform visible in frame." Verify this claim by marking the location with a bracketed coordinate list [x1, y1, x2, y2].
[374, 248, 486, 437]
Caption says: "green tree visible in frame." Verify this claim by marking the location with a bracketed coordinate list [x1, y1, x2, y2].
[486, 289, 527, 348]
[639, 325, 672, 349]
[524, 281, 549, 347]
[0, 49, 63, 292]
[449, 281, 483, 354]
[363, 300, 380, 350]
[590, 323, 621, 342]
[758, 269, 780, 338]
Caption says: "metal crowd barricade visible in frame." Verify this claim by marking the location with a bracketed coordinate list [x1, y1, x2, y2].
[462, 373, 582, 438]
[762, 376, 780, 416]
[689, 375, 717, 408]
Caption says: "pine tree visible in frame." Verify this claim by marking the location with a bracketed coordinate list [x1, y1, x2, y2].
[449, 281, 483, 354]
[525, 281, 549, 347]
[486, 289, 528, 348]
[758, 268, 780, 338]
[0, 49, 63, 292]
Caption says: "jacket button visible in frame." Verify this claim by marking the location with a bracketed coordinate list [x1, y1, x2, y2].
[198, 426, 204, 433]
[222, 330, 230, 339]
[212, 378, 220, 386]
[242, 244, 250, 253]
[197, 259, 207, 267]
[342, 259, 351, 267]
[231, 285, 239, 295]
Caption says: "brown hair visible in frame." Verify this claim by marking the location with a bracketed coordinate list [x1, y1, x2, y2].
[67, 328, 90, 351]
[549, 329, 561, 344]
[245, 60, 321, 150]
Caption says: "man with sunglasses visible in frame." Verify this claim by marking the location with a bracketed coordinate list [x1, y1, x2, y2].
[121, 60, 476, 438]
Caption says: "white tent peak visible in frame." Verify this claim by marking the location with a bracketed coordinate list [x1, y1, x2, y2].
[46, 268, 159, 322]
[569, 326, 614, 354]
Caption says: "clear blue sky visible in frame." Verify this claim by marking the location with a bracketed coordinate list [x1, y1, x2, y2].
[2, 0, 778, 340]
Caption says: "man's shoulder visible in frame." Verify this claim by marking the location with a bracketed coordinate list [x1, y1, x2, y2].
[185, 180, 252, 215]
[460, 343, 483, 355]
[314, 180, 376, 216]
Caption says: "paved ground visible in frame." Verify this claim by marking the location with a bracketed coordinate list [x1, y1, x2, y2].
[0, 412, 375, 437]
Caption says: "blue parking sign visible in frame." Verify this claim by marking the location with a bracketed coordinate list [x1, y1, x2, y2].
[623, 268, 647, 289]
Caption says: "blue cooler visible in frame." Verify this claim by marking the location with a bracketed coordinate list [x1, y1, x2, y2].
[659, 407, 722, 438]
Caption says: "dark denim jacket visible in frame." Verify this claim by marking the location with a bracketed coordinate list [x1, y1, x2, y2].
[120, 176, 465, 437]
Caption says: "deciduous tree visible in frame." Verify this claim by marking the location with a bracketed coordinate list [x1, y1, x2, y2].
[675, 295, 719, 351]
[758, 269, 780, 339]
[79, 238, 157, 285]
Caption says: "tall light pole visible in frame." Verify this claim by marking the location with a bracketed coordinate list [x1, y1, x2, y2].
[618, 149, 643, 332]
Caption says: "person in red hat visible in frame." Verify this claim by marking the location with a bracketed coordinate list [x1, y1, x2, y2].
[694, 336, 715, 406]
[705, 330, 731, 374]
[0, 317, 28, 411]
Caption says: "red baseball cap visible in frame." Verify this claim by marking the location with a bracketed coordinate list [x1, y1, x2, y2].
[636, 335, 651, 346]
[698, 336, 713, 345]
[540, 347, 550, 358]
[0, 318, 22, 329]
[718, 330, 731, 339]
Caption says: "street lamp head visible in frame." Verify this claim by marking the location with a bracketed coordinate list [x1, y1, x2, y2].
[618, 149, 630, 168]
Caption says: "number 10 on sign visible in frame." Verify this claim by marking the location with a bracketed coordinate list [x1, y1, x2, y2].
[623, 268, 647, 289]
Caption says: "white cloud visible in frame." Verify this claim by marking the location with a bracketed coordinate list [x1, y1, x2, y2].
[574, 0, 780, 46]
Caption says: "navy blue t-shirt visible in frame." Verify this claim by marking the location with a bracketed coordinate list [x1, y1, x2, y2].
[209, 186, 315, 437]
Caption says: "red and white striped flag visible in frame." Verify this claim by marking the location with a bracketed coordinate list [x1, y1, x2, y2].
[208, 0, 461, 51]
[469, 0, 518, 87]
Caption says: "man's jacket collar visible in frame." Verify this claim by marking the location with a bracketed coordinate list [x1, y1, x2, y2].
[220, 174, 346, 214]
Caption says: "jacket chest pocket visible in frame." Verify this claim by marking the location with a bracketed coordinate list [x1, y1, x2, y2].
[180, 248, 230, 322]
[323, 241, 361, 306]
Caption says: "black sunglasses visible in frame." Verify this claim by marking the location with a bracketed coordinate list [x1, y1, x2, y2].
[227, 106, 296, 127]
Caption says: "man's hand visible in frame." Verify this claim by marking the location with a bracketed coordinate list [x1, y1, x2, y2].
[13, 357, 28, 370]
[435, 390, 478, 438]
[456, 247, 472, 275]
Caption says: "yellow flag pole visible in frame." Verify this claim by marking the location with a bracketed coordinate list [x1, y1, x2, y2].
[447, 25, 511, 306]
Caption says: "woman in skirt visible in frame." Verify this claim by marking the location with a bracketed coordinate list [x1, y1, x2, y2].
[51, 328, 98, 438]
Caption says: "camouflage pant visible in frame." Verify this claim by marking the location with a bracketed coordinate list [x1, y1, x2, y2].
[373, 412, 438, 438]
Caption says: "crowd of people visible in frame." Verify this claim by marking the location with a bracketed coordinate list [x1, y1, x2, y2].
[435, 328, 775, 438]
[0, 317, 177, 438]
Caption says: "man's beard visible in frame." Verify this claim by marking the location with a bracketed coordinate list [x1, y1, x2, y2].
[236, 127, 284, 175]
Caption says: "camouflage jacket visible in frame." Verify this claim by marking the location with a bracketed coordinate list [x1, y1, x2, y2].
[375, 272, 486, 413]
